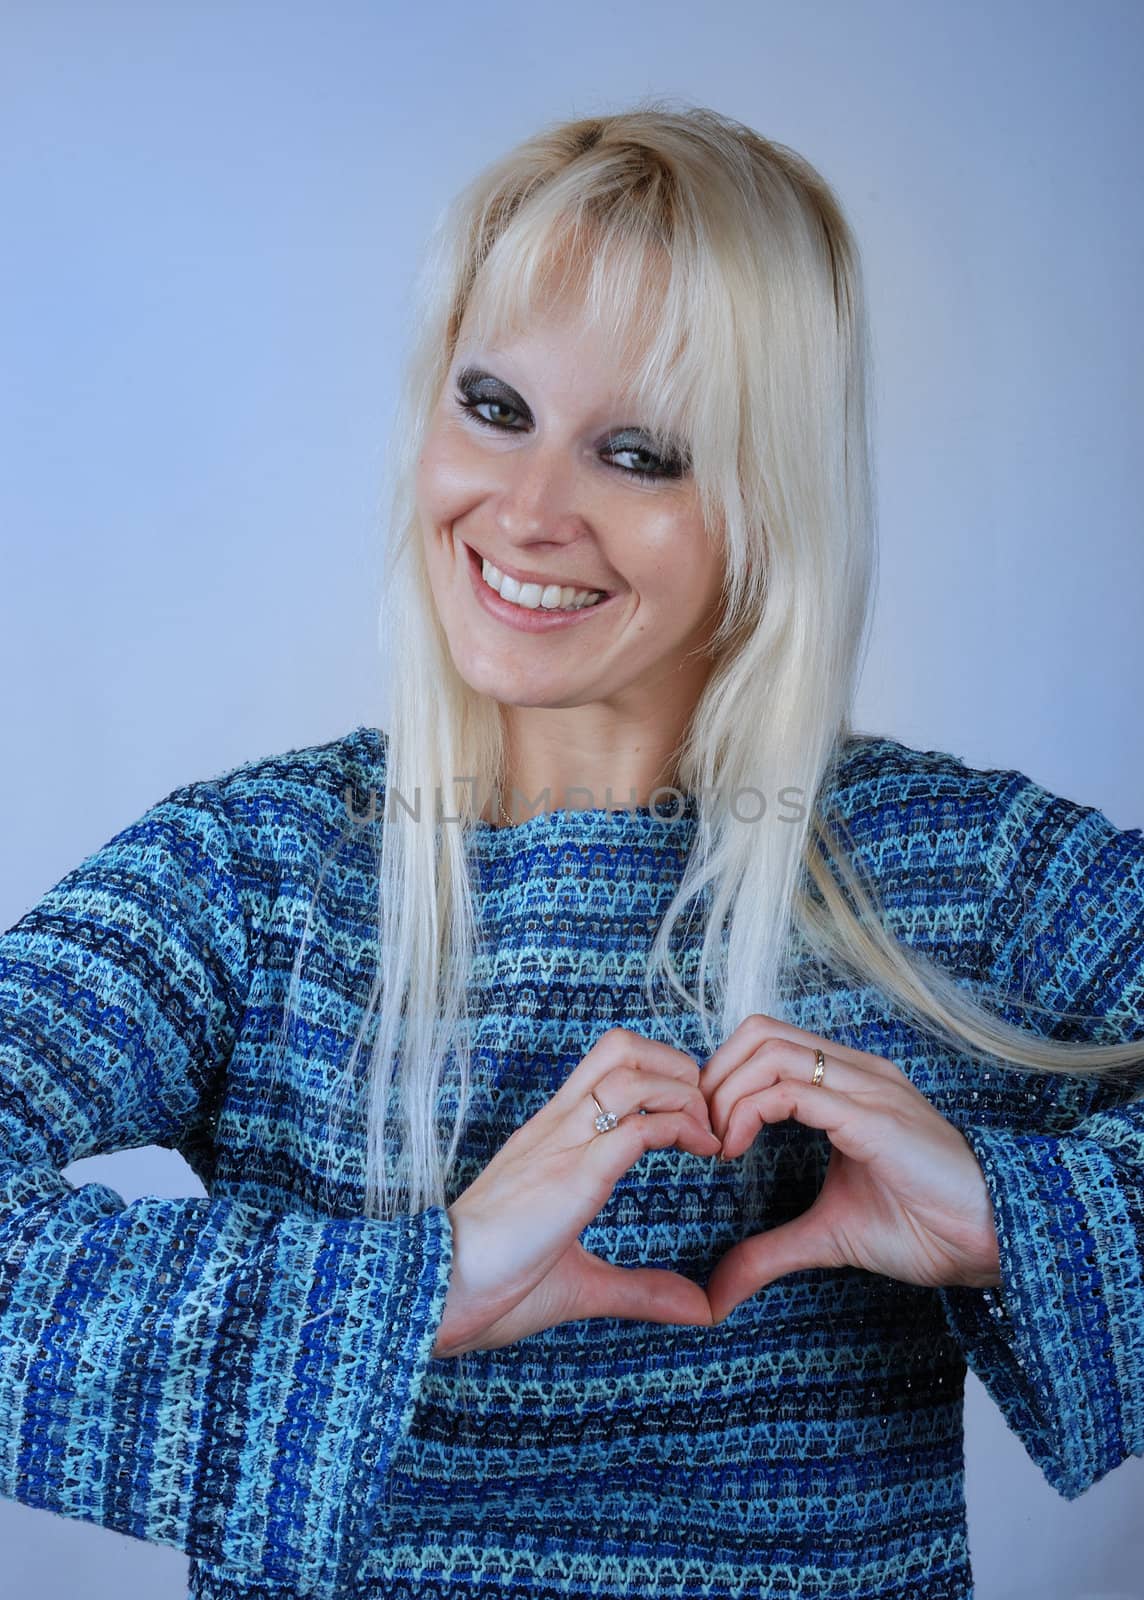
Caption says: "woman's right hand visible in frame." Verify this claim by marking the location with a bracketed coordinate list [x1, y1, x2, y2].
[430, 1027, 723, 1359]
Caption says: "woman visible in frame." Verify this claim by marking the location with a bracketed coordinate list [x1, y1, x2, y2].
[0, 102, 1140, 1600]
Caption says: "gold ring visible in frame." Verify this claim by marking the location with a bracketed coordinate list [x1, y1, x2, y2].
[811, 1048, 826, 1087]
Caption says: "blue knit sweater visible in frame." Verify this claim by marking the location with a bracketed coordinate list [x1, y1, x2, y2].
[0, 724, 1141, 1600]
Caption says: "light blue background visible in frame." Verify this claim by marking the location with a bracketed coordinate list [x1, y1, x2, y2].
[1, 3, 1141, 1597]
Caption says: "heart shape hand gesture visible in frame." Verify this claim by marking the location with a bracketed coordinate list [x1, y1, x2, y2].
[432, 1016, 1002, 1360]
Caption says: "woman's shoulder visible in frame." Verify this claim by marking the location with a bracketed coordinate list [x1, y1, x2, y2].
[824, 728, 1095, 840]
[823, 732, 1143, 991]
[174, 723, 388, 857]
[827, 728, 1136, 852]
[832, 728, 1013, 798]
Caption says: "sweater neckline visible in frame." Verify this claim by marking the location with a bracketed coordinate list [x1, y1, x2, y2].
[353, 723, 700, 841]
[468, 793, 700, 837]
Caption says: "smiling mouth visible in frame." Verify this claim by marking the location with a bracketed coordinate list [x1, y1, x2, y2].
[464, 541, 612, 611]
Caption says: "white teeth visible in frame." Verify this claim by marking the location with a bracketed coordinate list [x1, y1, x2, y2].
[480, 557, 604, 612]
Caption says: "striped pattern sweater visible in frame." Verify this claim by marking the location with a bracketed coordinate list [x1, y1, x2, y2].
[0, 723, 1141, 1600]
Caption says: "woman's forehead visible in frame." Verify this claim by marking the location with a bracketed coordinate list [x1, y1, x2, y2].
[464, 225, 670, 343]
[460, 283, 675, 392]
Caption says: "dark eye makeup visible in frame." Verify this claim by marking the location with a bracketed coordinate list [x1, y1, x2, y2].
[451, 365, 688, 483]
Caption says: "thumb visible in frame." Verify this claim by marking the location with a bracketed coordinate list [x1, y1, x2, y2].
[576, 1247, 715, 1330]
[705, 1211, 838, 1322]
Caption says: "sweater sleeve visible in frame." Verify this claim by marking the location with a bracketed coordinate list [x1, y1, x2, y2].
[936, 774, 1144, 1500]
[0, 779, 454, 1596]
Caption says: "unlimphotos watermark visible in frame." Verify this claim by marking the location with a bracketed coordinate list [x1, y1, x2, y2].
[343, 776, 808, 826]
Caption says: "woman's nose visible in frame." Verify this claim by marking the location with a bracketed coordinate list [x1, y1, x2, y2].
[491, 441, 582, 543]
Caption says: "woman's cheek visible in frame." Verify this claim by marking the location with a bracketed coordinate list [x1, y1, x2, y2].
[418, 438, 495, 529]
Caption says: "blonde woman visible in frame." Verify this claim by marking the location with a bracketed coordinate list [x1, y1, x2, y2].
[1, 102, 1141, 1600]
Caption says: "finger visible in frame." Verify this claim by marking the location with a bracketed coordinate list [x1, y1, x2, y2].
[595, 1024, 704, 1088]
[547, 1030, 699, 1128]
[720, 1078, 889, 1164]
[705, 1208, 842, 1321]
[577, 1254, 715, 1329]
[594, 1064, 715, 1134]
[701, 1013, 810, 1097]
[588, 1107, 722, 1170]
[701, 1012, 901, 1098]
[706, 1039, 888, 1141]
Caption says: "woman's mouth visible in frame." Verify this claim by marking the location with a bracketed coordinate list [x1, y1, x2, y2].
[463, 541, 619, 633]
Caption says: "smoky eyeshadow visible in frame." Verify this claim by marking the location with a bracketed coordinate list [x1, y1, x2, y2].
[453, 363, 684, 468]
[455, 366, 525, 412]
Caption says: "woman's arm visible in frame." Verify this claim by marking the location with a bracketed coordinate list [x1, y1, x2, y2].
[936, 770, 1144, 1499]
[0, 776, 453, 1597]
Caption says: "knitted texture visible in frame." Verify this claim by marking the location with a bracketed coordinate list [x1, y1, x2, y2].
[0, 724, 1141, 1600]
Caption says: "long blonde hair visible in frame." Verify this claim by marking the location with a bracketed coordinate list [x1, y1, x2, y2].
[289, 99, 1142, 1224]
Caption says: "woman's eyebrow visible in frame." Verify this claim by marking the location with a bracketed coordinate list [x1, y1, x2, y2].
[453, 363, 671, 441]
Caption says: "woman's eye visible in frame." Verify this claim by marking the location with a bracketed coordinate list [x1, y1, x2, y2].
[455, 391, 524, 429]
[453, 387, 682, 481]
[609, 444, 663, 476]
[606, 440, 686, 482]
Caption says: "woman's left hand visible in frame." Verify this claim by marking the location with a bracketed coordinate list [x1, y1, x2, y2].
[699, 1013, 1003, 1323]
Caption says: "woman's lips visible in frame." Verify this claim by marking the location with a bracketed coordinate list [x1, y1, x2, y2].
[464, 540, 619, 634]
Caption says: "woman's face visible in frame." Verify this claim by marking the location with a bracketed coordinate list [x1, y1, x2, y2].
[415, 292, 726, 717]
